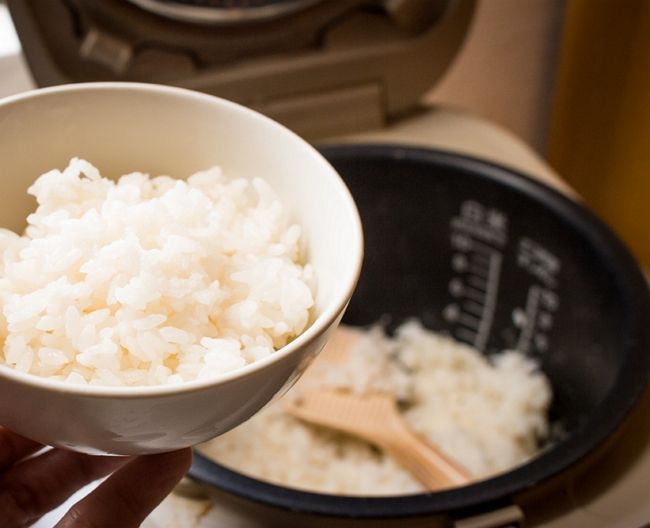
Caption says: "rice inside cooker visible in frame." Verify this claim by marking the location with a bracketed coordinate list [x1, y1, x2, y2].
[201, 321, 552, 495]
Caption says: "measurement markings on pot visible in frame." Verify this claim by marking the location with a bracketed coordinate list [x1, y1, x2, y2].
[511, 286, 559, 354]
[514, 285, 542, 353]
[518, 238, 561, 289]
[446, 200, 507, 351]
[512, 239, 561, 354]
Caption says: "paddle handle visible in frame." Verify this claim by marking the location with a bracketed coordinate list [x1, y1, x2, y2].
[381, 415, 472, 491]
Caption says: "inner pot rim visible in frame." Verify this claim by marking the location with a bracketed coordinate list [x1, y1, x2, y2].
[188, 144, 650, 518]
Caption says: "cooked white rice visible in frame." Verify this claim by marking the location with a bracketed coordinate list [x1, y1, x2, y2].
[200, 322, 552, 495]
[0, 158, 314, 386]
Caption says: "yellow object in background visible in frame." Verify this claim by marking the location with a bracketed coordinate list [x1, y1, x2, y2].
[548, 0, 650, 264]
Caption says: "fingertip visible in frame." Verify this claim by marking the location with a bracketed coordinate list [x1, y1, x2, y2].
[0, 427, 42, 471]
[147, 447, 193, 480]
[175, 447, 193, 472]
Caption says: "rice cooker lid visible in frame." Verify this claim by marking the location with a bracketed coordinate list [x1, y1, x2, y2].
[124, 0, 324, 24]
[8, 0, 476, 139]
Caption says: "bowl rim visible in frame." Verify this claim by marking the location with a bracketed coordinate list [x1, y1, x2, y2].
[189, 143, 650, 518]
[0, 82, 364, 398]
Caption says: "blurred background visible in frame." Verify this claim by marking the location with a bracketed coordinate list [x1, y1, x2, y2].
[0, 0, 648, 263]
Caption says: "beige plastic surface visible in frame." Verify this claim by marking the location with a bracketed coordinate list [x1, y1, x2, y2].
[454, 505, 523, 528]
[332, 106, 576, 197]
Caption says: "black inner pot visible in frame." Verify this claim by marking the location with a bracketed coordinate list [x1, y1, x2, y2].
[190, 145, 650, 519]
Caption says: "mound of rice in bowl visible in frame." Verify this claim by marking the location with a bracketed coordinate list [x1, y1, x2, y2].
[0, 159, 315, 386]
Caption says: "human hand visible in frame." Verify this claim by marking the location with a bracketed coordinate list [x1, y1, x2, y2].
[0, 426, 192, 528]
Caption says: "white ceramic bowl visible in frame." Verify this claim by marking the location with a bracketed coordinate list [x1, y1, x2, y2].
[0, 83, 363, 455]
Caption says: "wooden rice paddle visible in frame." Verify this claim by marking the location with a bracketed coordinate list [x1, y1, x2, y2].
[284, 387, 472, 491]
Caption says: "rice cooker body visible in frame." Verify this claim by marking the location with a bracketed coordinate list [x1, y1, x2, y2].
[188, 145, 650, 525]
